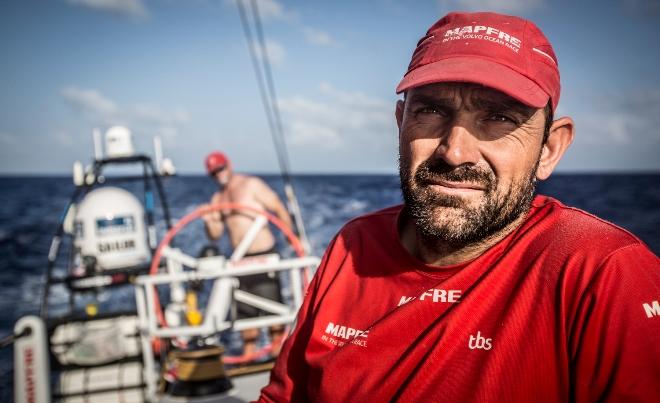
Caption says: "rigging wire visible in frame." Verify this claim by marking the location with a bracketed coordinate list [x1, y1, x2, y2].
[0, 328, 29, 349]
[235, 0, 310, 252]
[236, 0, 286, 178]
[249, 0, 292, 179]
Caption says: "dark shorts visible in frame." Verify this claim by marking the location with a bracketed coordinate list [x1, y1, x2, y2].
[236, 249, 282, 319]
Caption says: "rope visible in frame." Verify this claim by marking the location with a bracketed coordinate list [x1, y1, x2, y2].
[236, 0, 284, 177]
[249, 0, 293, 180]
[0, 328, 30, 349]
[235, 0, 311, 252]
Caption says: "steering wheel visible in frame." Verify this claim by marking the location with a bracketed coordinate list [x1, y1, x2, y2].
[147, 203, 308, 343]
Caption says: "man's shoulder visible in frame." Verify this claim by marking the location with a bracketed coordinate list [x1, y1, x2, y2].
[339, 205, 403, 235]
[232, 174, 269, 191]
[528, 195, 648, 254]
[320, 205, 403, 266]
[234, 173, 260, 184]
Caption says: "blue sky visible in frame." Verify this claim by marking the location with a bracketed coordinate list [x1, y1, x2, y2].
[1, 0, 659, 174]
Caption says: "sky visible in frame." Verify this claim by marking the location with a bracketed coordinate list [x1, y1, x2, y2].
[1, 0, 659, 175]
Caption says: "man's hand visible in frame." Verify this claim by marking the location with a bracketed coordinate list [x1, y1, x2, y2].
[202, 204, 222, 223]
[203, 203, 224, 241]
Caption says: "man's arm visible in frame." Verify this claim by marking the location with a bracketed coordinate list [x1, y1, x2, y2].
[203, 194, 224, 241]
[253, 178, 293, 229]
[571, 244, 660, 402]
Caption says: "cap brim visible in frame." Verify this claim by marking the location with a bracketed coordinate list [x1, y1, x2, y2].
[396, 57, 549, 108]
[209, 166, 227, 176]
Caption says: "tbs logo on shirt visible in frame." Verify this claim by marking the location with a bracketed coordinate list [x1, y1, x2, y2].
[468, 331, 492, 350]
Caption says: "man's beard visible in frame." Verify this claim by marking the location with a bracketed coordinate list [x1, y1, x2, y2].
[399, 155, 537, 248]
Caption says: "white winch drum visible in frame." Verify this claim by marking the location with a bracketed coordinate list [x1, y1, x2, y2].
[74, 187, 150, 271]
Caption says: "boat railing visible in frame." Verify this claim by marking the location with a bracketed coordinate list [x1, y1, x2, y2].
[133, 253, 320, 400]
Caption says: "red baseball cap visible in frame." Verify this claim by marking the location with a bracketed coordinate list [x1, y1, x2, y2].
[396, 12, 561, 111]
[205, 151, 229, 175]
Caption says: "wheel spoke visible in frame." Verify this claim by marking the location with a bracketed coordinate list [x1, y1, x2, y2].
[230, 214, 268, 261]
[161, 246, 198, 269]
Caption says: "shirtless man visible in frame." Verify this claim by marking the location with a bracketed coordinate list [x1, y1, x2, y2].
[202, 151, 292, 358]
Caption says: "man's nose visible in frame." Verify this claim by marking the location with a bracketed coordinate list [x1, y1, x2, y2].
[434, 122, 480, 167]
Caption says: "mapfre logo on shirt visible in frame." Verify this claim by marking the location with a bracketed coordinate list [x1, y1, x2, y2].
[398, 288, 462, 306]
[321, 321, 368, 348]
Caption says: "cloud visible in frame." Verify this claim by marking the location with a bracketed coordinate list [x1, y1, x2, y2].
[54, 130, 76, 148]
[438, 0, 544, 14]
[278, 82, 393, 149]
[131, 104, 190, 125]
[66, 0, 148, 18]
[579, 114, 634, 145]
[303, 27, 338, 47]
[255, 39, 286, 66]
[254, 0, 289, 21]
[60, 86, 189, 140]
[228, 0, 295, 22]
[289, 120, 342, 148]
[576, 88, 660, 145]
[61, 87, 118, 117]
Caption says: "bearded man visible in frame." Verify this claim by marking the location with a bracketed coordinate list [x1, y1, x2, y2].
[258, 11, 660, 402]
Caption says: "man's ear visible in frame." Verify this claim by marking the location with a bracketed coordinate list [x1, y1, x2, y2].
[396, 99, 405, 131]
[536, 116, 575, 180]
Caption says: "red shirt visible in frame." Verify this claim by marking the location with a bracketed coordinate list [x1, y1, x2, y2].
[259, 196, 660, 402]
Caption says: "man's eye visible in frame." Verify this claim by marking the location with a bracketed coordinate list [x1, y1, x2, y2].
[487, 114, 516, 123]
[416, 106, 446, 116]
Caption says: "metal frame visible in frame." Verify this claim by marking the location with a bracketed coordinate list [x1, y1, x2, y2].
[134, 255, 320, 401]
[40, 155, 173, 318]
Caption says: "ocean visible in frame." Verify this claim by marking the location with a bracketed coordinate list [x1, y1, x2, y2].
[1, 173, 659, 399]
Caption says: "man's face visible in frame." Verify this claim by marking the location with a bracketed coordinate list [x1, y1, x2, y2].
[397, 82, 547, 246]
[213, 165, 231, 187]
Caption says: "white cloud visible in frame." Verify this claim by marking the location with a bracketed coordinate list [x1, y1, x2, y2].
[278, 82, 393, 149]
[573, 88, 660, 146]
[61, 87, 118, 117]
[579, 114, 633, 145]
[318, 82, 390, 111]
[60, 86, 190, 140]
[289, 120, 342, 148]
[54, 130, 76, 147]
[439, 0, 544, 14]
[254, 0, 286, 21]
[255, 39, 286, 66]
[131, 104, 190, 125]
[66, 0, 148, 18]
[228, 0, 295, 22]
[303, 27, 338, 47]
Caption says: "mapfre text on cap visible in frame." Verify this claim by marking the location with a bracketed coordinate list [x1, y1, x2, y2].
[443, 25, 522, 52]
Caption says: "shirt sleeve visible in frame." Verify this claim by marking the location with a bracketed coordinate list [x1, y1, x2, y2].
[256, 235, 340, 402]
[571, 243, 660, 402]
